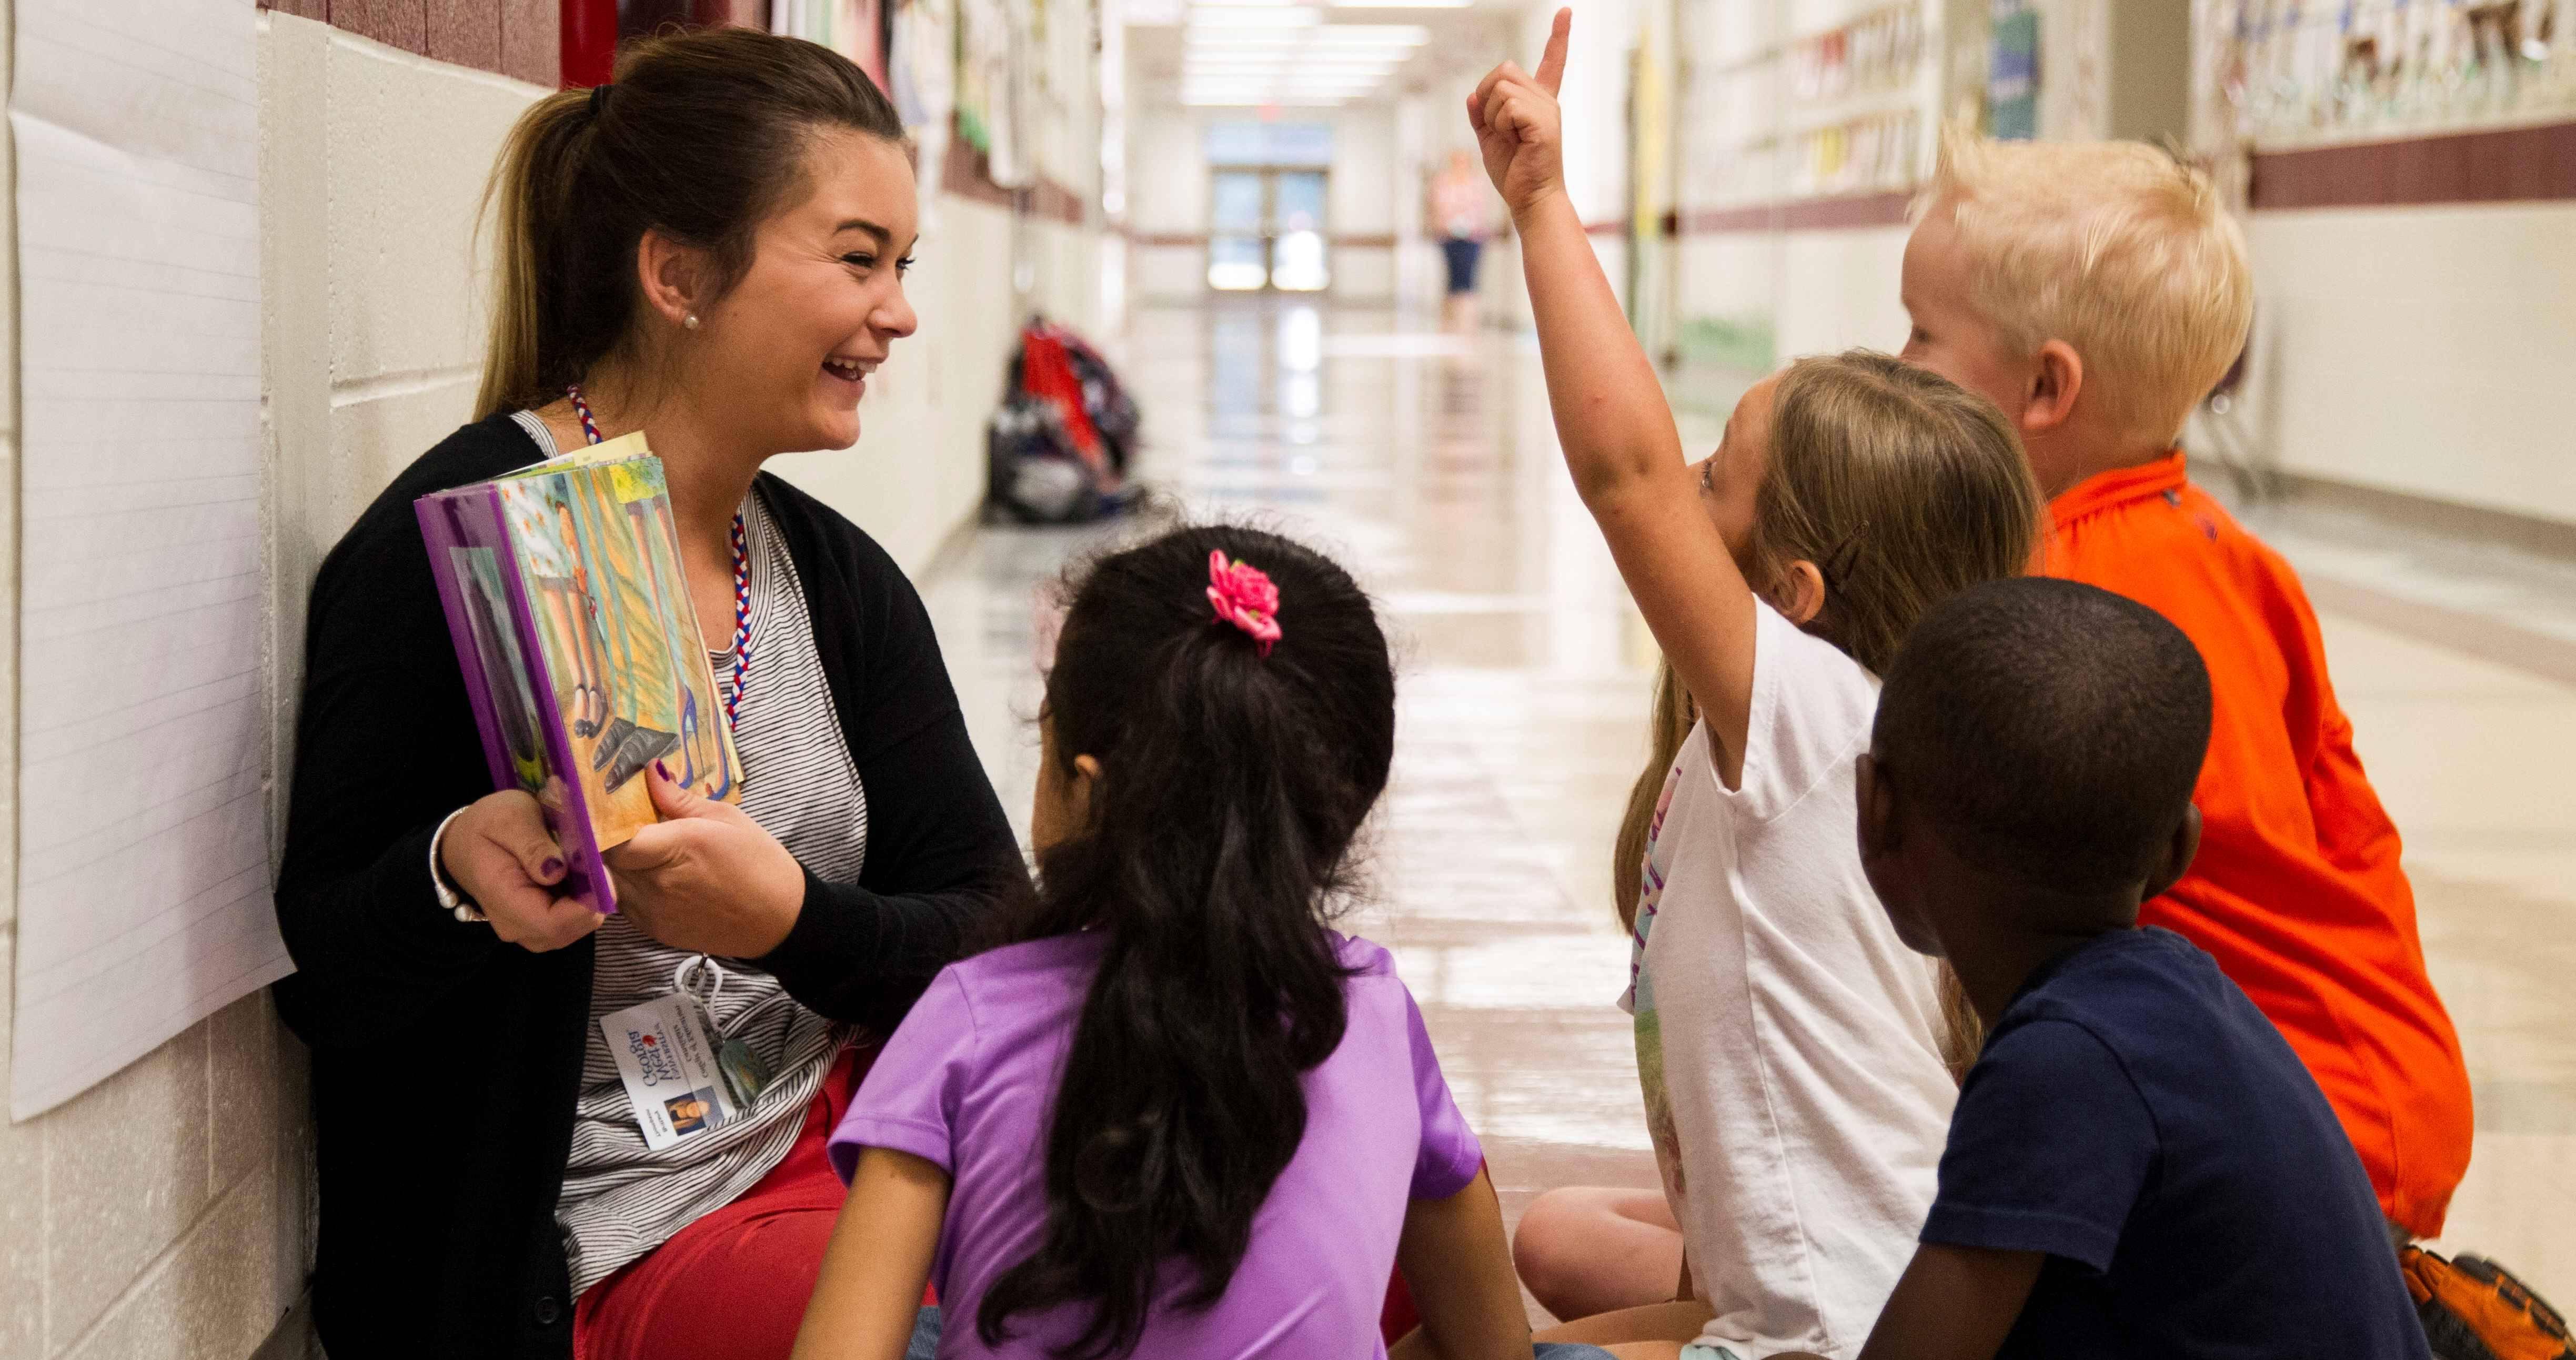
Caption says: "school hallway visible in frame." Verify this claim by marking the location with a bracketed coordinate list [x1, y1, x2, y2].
[924, 298, 2576, 1321]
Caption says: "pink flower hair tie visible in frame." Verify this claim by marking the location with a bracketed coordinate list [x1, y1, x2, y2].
[1206, 551, 1282, 657]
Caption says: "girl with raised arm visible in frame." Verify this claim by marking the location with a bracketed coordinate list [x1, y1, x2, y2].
[1471, 18, 2046, 1357]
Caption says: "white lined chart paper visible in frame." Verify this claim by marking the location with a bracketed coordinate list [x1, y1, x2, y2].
[8, 0, 285, 1120]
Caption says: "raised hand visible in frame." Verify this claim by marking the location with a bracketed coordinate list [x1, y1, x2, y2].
[1465, 8, 1571, 219]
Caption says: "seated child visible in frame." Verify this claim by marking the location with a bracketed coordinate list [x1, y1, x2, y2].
[789, 526, 1613, 1360]
[1467, 17, 2044, 1355]
[1898, 129, 2472, 1239]
[1828, 575, 2430, 1360]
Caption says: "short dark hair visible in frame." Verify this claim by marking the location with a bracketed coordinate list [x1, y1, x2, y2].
[1874, 578, 2212, 893]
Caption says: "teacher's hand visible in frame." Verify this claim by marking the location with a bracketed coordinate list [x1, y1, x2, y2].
[603, 764, 806, 958]
[444, 788, 602, 952]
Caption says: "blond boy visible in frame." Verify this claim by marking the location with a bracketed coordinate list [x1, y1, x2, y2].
[1896, 129, 2472, 1239]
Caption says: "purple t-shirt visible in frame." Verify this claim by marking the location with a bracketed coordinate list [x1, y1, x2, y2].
[828, 932, 1484, 1359]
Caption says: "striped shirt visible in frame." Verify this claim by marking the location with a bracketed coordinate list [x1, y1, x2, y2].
[511, 412, 871, 1295]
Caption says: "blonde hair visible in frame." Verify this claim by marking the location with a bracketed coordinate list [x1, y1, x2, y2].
[1926, 125, 2253, 448]
[1609, 351, 2042, 1075]
[1612, 659, 1696, 933]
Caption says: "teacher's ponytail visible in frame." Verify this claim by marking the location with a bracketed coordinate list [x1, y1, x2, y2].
[476, 87, 588, 420]
[472, 27, 904, 419]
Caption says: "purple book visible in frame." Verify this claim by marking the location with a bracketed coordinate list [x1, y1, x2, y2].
[417, 445, 745, 914]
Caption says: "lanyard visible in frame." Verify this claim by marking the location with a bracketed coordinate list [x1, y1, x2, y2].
[565, 386, 752, 730]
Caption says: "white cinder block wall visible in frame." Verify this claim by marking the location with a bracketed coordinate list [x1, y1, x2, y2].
[2239, 204, 2576, 526]
[1, 8, 1095, 1358]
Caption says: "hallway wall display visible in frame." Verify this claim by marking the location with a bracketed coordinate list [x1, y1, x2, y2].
[892, 0, 960, 226]
[2200, 0, 2576, 149]
[8, 0, 290, 1119]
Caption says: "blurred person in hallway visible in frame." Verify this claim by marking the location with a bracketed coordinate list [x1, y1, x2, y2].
[1896, 128, 2473, 1247]
[1432, 148, 1494, 331]
[1463, 17, 2051, 1355]
[273, 28, 1021, 1359]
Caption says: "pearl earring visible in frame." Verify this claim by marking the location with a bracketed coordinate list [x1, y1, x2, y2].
[683, 313, 700, 330]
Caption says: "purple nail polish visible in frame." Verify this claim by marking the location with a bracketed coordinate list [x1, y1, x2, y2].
[653, 759, 672, 781]
[540, 857, 565, 879]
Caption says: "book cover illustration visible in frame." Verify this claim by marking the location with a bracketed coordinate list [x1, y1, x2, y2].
[417, 436, 742, 913]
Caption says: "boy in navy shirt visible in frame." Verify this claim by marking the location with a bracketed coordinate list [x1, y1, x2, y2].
[1824, 577, 2429, 1360]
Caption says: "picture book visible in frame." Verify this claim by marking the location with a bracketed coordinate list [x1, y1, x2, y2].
[416, 433, 743, 913]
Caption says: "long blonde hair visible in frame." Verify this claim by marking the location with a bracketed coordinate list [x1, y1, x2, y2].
[1609, 351, 2044, 1076]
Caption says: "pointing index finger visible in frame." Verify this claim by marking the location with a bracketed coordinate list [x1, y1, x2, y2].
[1534, 7, 1571, 96]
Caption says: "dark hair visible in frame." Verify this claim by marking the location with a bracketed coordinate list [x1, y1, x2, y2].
[978, 525, 1397, 1359]
[1874, 577, 2213, 895]
[475, 27, 904, 418]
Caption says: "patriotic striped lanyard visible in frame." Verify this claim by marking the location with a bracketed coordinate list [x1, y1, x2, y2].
[566, 386, 751, 729]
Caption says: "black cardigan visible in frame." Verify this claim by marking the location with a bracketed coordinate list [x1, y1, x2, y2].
[273, 416, 1028, 1358]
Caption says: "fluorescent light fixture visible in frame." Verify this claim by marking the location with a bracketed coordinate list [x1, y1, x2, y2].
[1330, 0, 1471, 6]
[1184, 56, 1404, 69]
[1184, 5, 1319, 26]
[1182, 81, 1384, 92]
[1186, 20, 1423, 41]
[1183, 93, 1361, 105]
[1305, 23, 1430, 41]
[1182, 80, 1385, 92]
[1185, 85, 1391, 98]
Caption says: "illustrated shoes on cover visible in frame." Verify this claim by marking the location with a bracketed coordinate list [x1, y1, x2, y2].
[591, 717, 637, 772]
[600, 726, 681, 795]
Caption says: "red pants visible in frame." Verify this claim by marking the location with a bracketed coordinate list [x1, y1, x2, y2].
[575, 1042, 1420, 1358]
[575, 1045, 894, 1359]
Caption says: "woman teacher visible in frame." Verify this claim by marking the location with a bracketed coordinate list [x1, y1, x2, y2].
[273, 29, 1022, 1360]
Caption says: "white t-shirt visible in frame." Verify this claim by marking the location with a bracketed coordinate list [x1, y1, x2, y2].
[1621, 601, 1957, 1358]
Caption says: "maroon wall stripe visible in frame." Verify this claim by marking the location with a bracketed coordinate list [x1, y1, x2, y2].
[2250, 119, 2576, 211]
[1676, 189, 1913, 235]
[1126, 233, 1402, 248]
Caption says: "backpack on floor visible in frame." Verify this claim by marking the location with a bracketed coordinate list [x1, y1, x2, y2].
[2402, 1246, 2575, 1360]
[987, 316, 1141, 525]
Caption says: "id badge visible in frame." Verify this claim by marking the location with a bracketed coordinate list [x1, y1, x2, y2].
[601, 993, 741, 1151]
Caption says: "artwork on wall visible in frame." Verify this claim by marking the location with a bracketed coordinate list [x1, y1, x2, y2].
[2199, 0, 2576, 149]
[891, 0, 960, 221]
[771, 0, 894, 95]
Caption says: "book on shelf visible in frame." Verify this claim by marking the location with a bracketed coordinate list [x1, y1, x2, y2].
[416, 432, 744, 913]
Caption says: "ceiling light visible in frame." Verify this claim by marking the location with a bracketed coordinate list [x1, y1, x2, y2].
[1329, 0, 1472, 6]
[1182, 93, 1360, 105]
[1183, 54, 1404, 68]
[1185, 6, 1320, 26]
[1305, 23, 1430, 42]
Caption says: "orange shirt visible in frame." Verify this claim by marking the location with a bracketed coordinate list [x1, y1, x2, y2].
[2046, 454, 2472, 1237]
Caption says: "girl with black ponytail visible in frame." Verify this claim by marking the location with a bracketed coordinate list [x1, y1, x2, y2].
[794, 525, 1604, 1360]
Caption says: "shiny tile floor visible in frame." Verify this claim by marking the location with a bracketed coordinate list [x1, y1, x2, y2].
[920, 299, 2576, 1317]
